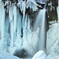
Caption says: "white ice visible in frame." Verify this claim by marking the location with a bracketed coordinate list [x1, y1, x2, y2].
[0, 51, 20, 59]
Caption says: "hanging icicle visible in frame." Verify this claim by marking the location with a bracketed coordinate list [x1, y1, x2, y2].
[0, 1, 6, 51]
[9, 3, 17, 47]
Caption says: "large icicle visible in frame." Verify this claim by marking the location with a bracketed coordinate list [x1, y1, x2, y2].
[21, 1, 26, 44]
[9, 5, 14, 47]
[0, 1, 5, 40]
[13, 5, 17, 33]
[0, 1, 6, 51]
[15, 9, 22, 49]
[9, 4, 17, 47]
[22, 1, 26, 28]
[23, 15, 27, 43]
[27, 15, 31, 38]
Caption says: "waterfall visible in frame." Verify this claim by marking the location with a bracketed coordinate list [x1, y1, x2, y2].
[57, 0, 59, 22]
[39, 8, 46, 51]
[34, 8, 46, 51]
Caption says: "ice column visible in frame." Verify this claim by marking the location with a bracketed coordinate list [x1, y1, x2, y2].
[57, 0, 59, 22]
[9, 5, 17, 47]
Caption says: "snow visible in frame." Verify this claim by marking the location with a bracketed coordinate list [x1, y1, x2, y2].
[32, 50, 46, 59]
[46, 53, 59, 59]
[46, 22, 59, 54]
[17, 0, 40, 12]
[0, 49, 59, 59]
[32, 50, 59, 59]
[0, 51, 20, 59]
[36, 0, 46, 4]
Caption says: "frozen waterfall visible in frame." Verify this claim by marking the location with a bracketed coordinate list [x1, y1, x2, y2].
[0, 0, 46, 57]
[34, 8, 46, 51]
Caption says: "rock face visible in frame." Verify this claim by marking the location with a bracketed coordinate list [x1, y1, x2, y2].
[46, 22, 59, 54]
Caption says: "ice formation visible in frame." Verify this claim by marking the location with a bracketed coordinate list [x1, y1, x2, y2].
[0, 0, 47, 59]
[47, 0, 59, 54]
[32, 50, 46, 59]
[57, 0, 59, 22]
[46, 22, 59, 54]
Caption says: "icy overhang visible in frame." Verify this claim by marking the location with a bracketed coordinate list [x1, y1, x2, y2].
[35, 0, 46, 4]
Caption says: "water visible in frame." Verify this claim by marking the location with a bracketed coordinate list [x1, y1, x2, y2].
[39, 8, 46, 51]
[34, 8, 46, 51]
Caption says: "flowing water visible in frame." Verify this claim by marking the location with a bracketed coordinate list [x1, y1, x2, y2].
[34, 8, 46, 51]
[39, 8, 46, 51]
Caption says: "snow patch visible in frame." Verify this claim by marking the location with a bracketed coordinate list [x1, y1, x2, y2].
[47, 22, 59, 54]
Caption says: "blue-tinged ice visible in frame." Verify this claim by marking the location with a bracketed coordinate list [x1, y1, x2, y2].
[0, 1, 6, 51]
[9, 5, 17, 47]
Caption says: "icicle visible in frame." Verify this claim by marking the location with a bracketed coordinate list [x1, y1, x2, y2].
[13, 5, 17, 33]
[23, 15, 28, 42]
[57, 0, 59, 22]
[0, 1, 5, 51]
[0, 1, 5, 40]
[22, 1, 26, 28]
[16, 12, 21, 40]
[57, 7, 59, 22]
[15, 9, 22, 48]
[27, 15, 31, 36]
[9, 5, 14, 47]
[17, 0, 27, 47]
[9, 3, 18, 47]
[21, 1, 26, 41]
